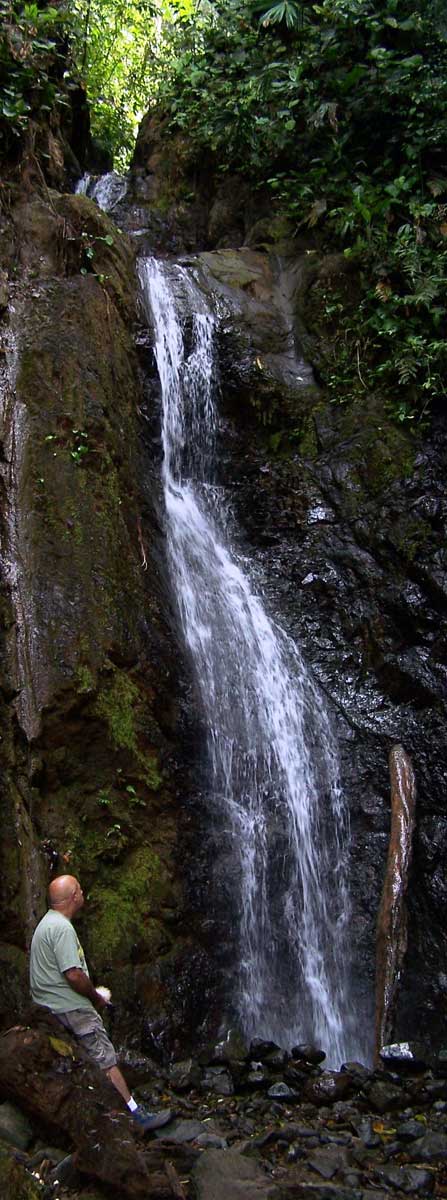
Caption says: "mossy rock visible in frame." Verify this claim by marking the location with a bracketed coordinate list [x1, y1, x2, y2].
[87, 845, 172, 965]
[0, 944, 29, 1024]
[0, 1144, 42, 1200]
[94, 666, 162, 790]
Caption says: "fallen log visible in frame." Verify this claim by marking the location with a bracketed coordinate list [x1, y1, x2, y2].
[0, 1016, 197, 1198]
[375, 744, 416, 1062]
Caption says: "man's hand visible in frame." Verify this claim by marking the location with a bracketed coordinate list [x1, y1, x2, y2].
[64, 967, 106, 1009]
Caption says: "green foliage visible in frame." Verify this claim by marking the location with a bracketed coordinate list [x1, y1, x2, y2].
[87, 844, 170, 960]
[0, 0, 70, 148]
[150, 0, 447, 421]
[255, 0, 301, 29]
[95, 667, 139, 751]
[72, 0, 159, 168]
[95, 666, 162, 790]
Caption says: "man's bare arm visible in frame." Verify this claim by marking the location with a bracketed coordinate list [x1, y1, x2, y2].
[64, 968, 107, 1008]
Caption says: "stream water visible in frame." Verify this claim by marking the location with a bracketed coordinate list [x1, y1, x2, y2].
[139, 256, 356, 1064]
[75, 171, 128, 211]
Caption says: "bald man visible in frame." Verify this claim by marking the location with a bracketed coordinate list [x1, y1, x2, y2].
[29, 874, 172, 1135]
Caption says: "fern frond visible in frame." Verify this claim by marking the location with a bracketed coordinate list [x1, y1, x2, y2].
[396, 355, 418, 385]
[259, 1, 300, 29]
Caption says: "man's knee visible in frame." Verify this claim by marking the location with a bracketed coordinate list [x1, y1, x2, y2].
[55, 1009, 117, 1070]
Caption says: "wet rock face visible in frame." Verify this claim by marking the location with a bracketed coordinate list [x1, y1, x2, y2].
[182, 246, 447, 1056]
[1, 132, 446, 1070]
[0, 192, 214, 1050]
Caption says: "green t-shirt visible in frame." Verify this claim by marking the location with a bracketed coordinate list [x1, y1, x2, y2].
[30, 909, 93, 1013]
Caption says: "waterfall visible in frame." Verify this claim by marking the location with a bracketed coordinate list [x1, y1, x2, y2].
[75, 171, 127, 212]
[138, 256, 355, 1065]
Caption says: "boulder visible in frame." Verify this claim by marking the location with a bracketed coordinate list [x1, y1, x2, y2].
[201, 1067, 234, 1096]
[169, 1059, 202, 1092]
[375, 1165, 435, 1193]
[200, 1029, 249, 1065]
[411, 1131, 447, 1162]
[192, 1147, 282, 1199]
[154, 1119, 208, 1144]
[379, 1041, 428, 1071]
[396, 1118, 425, 1142]
[292, 1045, 326, 1066]
[267, 1082, 297, 1101]
[303, 1072, 353, 1106]
[364, 1079, 407, 1113]
[0, 1103, 33, 1151]
[0, 1023, 198, 1198]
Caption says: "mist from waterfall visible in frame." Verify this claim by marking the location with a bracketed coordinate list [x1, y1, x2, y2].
[138, 255, 357, 1065]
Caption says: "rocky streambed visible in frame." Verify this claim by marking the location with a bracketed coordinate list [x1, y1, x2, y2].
[1, 1019, 447, 1200]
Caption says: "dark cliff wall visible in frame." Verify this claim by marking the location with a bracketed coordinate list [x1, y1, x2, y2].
[0, 180, 217, 1054]
[180, 246, 447, 1057]
[0, 103, 446, 1064]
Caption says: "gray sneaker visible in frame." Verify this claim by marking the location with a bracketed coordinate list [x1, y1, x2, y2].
[132, 1106, 173, 1135]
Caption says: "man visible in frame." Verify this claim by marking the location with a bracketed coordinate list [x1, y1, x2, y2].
[30, 874, 172, 1134]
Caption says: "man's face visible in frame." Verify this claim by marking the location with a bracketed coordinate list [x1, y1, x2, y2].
[73, 881, 85, 914]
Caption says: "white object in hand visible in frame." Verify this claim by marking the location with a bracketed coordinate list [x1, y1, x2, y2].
[96, 985, 111, 1003]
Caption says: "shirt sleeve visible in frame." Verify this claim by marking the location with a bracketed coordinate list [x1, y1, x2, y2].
[52, 922, 85, 974]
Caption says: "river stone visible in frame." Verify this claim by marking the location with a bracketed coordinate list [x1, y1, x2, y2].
[341, 1061, 371, 1080]
[292, 1044, 326, 1065]
[210, 1029, 249, 1063]
[396, 1118, 425, 1142]
[401, 1169, 435, 1194]
[263, 1048, 289, 1068]
[365, 1080, 406, 1112]
[48, 1154, 83, 1189]
[192, 1147, 281, 1199]
[267, 1082, 296, 1100]
[304, 1072, 352, 1106]
[375, 1165, 435, 1193]
[247, 1068, 269, 1086]
[380, 1041, 429, 1070]
[352, 1118, 381, 1148]
[308, 1147, 349, 1179]
[0, 1102, 33, 1150]
[423, 1079, 447, 1101]
[201, 1067, 234, 1095]
[154, 1118, 207, 1143]
[410, 1131, 447, 1161]
[436, 1049, 447, 1072]
[196, 1133, 228, 1149]
[169, 1058, 202, 1091]
[249, 1039, 284, 1061]
[282, 1186, 365, 1200]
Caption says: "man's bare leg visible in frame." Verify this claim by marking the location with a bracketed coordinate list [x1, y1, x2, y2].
[105, 1064, 132, 1104]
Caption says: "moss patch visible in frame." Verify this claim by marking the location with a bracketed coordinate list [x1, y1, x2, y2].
[87, 845, 171, 963]
[94, 666, 162, 790]
[76, 664, 96, 695]
[95, 670, 139, 752]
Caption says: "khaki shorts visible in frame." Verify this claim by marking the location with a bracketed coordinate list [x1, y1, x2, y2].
[56, 1008, 117, 1071]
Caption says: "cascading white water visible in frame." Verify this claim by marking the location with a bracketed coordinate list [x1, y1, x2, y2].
[139, 256, 355, 1064]
[75, 171, 127, 212]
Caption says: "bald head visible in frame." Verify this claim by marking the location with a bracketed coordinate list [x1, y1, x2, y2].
[48, 875, 84, 917]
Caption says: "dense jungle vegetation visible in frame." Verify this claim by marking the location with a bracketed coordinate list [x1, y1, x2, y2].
[1, 0, 447, 421]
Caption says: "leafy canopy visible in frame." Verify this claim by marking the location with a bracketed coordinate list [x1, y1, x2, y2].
[147, 0, 447, 419]
[1, 0, 446, 419]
